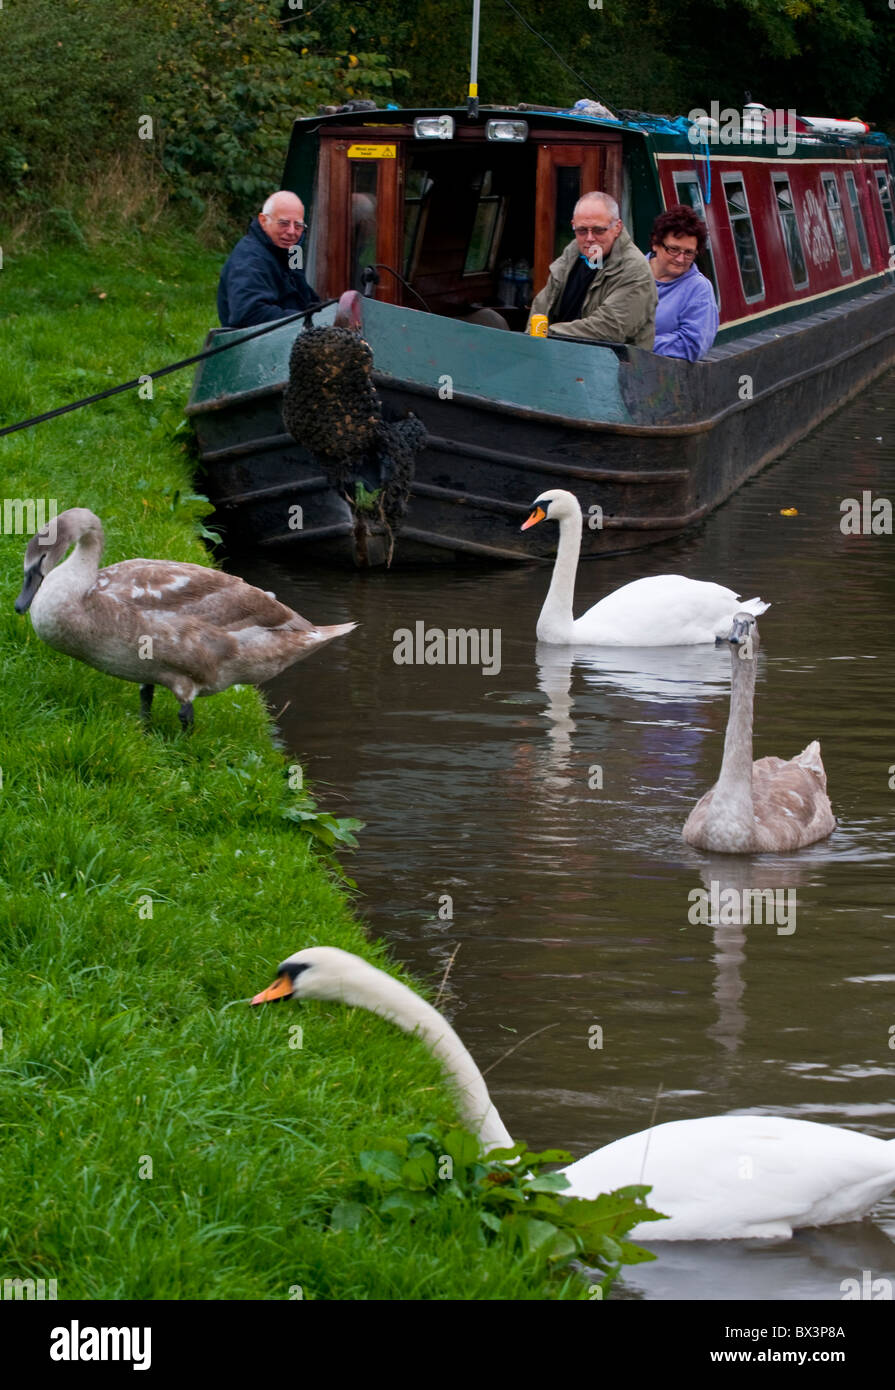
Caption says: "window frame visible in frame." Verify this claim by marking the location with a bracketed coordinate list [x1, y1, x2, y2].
[843, 171, 871, 270]
[721, 172, 765, 304]
[672, 171, 721, 309]
[462, 168, 506, 278]
[771, 172, 809, 290]
[820, 172, 852, 277]
[402, 165, 433, 280]
[874, 169, 895, 246]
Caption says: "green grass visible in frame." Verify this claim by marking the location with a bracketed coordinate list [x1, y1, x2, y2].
[0, 221, 594, 1299]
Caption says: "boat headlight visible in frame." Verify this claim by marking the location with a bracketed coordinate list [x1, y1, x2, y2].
[413, 115, 455, 140]
[485, 119, 528, 142]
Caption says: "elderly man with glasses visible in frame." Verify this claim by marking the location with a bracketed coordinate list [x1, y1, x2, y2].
[217, 191, 318, 328]
[647, 204, 719, 361]
[527, 191, 657, 347]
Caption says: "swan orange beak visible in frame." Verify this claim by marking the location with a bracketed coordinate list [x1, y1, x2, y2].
[521, 505, 546, 531]
[250, 975, 293, 1005]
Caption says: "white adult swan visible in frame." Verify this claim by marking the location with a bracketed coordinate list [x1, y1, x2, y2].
[15, 508, 355, 729]
[252, 947, 895, 1240]
[522, 489, 769, 645]
[683, 613, 835, 852]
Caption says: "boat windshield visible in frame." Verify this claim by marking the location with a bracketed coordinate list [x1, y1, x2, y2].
[401, 142, 537, 328]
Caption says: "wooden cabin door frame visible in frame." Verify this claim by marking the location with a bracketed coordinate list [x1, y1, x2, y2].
[533, 140, 623, 293]
[315, 134, 403, 302]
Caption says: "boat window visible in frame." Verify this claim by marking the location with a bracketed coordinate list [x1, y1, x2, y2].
[403, 167, 433, 278]
[843, 172, 871, 270]
[771, 173, 808, 289]
[722, 175, 764, 302]
[875, 170, 895, 245]
[350, 161, 378, 293]
[464, 169, 505, 275]
[821, 173, 852, 276]
[672, 172, 721, 307]
[554, 165, 582, 260]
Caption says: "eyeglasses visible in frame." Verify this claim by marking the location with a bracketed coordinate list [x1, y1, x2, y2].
[572, 223, 616, 237]
[269, 218, 306, 231]
[660, 242, 697, 260]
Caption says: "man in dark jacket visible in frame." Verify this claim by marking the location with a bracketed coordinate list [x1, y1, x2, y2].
[217, 190, 318, 328]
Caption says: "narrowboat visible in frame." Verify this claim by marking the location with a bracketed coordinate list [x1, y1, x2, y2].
[187, 101, 895, 566]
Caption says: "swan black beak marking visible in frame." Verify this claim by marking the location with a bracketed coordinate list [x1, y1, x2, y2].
[717, 616, 752, 646]
[15, 564, 43, 614]
[250, 975, 293, 1006]
[521, 505, 546, 531]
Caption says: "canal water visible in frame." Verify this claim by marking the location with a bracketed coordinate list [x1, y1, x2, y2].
[233, 372, 895, 1301]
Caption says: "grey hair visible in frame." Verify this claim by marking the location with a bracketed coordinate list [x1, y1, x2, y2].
[261, 191, 301, 217]
[575, 191, 620, 221]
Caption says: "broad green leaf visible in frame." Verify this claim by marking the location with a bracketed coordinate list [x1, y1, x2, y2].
[546, 1230, 579, 1262]
[443, 1128, 481, 1167]
[329, 818, 364, 846]
[359, 1148, 404, 1183]
[506, 1215, 562, 1256]
[379, 1190, 431, 1219]
[329, 1201, 365, 1232]
[365, 1137, 408, 1158]
[589, 1234, 623, 1263]
[400, 1151, 437, 1189]
[405, 1130, 441, 1147]
[522, 1173, 570, 1194]
[617, 1240, 658, 1264]
[518, 1148, 573, 1165]
[482, 1184, 526, 1207]
[483, 1143, 527, 1163]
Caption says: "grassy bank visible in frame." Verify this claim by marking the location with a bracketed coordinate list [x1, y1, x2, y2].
[0, 222, 609, 1299]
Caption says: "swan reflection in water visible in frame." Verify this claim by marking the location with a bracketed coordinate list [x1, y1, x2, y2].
[693, 858, 812, 1055]
[533, 642, 820, 1057]
[533, 640, 732, 785]
[616, 1215, 895, 1300]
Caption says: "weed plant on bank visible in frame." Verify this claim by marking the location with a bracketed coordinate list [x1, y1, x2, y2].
[0, 224, 654, 1298]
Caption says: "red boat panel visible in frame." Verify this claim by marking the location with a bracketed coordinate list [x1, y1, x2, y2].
[657, 153, 893, 326]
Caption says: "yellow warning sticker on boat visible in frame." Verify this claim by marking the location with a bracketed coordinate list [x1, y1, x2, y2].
[347, 143, 396, 159]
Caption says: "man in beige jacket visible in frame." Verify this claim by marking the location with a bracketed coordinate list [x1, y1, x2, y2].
[528, 191, 657, 347]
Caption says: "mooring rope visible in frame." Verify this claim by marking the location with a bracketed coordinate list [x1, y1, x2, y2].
[0, 300, 338, 440]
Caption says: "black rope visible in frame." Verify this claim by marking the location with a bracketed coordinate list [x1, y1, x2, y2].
[370, 263, 430, 312]
[0, 299, 338, 440]
[498, 0, 617, 116]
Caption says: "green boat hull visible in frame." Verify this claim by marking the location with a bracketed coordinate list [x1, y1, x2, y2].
[186, 285, 895, 566]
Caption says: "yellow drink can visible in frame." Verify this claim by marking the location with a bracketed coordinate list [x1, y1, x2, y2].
[529, 314, 548, 338]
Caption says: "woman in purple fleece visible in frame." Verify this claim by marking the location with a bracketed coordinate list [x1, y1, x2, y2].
[647, 205, 719, 360]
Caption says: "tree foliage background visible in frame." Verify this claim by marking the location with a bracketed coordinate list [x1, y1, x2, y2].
[0, 0, 892, 227]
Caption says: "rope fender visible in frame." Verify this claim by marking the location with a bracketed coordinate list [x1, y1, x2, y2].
[281, 325, 428, 563]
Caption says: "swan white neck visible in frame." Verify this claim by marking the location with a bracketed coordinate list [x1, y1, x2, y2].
[337, 966, 514, 1152]
[705, 645, 757, 842]
[537, 508, 582, 642]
